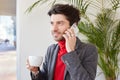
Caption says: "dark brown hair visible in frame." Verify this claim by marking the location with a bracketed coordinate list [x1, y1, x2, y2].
[48, 4, 80, 26]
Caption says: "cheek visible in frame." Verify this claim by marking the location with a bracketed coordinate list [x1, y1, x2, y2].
[61, 26, 69, 32]
[62, 29, 67, 33]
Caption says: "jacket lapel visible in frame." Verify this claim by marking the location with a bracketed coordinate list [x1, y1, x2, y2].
[49, 45, 59, 80]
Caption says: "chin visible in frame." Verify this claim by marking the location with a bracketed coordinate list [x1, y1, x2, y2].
[54, 37, 64, 41]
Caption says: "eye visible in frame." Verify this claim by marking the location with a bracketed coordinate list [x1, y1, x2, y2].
[50, 22, 53, 25]
[57, 21, 64, 26]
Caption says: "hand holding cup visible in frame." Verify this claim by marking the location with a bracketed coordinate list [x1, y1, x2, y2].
[26, 56, 43, 73]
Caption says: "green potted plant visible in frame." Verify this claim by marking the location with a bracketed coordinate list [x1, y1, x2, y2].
[78, 0, 120, 80]
[78, 8, 120, 80]
[26, 0, 120, 80]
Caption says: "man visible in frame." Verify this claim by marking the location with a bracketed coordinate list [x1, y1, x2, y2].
[26, 4, 98, 80]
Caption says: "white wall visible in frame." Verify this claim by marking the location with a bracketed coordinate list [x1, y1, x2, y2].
[17, 0, 54, 80]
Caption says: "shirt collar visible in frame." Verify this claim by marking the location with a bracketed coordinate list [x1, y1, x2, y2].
[58, 39, 66, 50]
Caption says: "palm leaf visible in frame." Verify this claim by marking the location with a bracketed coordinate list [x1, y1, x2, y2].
[25, 0, 57, 13]
[25, 0, 43, 13]
[78, 7, 120, 79]
[110, 0, 120, 10]
[26, 0, 90, 21]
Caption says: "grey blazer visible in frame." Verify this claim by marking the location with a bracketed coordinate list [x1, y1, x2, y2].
[31, 37, 98, 80]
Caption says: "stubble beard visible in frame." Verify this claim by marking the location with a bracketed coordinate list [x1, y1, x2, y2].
[52, 31, 65, 41]
[54, 36, 64, 41]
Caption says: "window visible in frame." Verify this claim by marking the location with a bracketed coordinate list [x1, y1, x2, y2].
[0, 16, 16, 80]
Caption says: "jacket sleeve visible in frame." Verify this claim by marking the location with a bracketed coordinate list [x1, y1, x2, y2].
[30, 44, 54, 80]
[62, 44, 98, 80]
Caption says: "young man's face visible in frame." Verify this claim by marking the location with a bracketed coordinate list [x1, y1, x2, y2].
[50, 14, 70, 41]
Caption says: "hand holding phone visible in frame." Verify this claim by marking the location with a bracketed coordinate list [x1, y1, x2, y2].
[70, 23, 79, 36]
[62, 23, 77, 52]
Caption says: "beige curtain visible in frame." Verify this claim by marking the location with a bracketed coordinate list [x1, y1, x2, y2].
[0, 0, 16, 15]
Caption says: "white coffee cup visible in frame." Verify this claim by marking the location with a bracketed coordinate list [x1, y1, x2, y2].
[28, 56, 43, 67]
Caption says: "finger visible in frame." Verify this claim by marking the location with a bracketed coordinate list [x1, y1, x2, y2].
[68, 28, 75, 35]
[68, 29, 76, 37]
[27, 66, 35, 71]
[65, 30, 71, 38]
[26, 58, 33, 70]
[30, 66, 39, 72]
[26, 64, 30, 69]
[26, 61, 31, 70]
[71, 28, 75, 34]
[63, 34, 68, 40]
[30, 66, 35, 70]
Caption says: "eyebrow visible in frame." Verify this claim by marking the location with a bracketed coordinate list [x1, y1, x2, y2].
[50, 20, 64, 23]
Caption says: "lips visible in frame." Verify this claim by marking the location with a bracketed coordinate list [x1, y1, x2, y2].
[53, 33, 59, 37]
[52, 32, 61, 37]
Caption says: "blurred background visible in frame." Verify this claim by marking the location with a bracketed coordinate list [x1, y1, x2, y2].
[0, 0, 16, 80]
